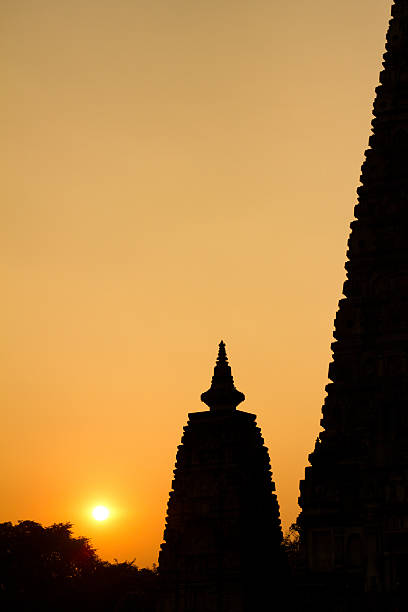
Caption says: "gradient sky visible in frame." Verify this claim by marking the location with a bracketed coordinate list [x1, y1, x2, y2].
[2, 0, 392, 566]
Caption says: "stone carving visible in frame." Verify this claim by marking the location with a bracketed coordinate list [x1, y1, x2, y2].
[158, 342, 286, 612]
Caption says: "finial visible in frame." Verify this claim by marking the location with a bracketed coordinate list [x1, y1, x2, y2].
[201, 341, 245, 411]
[216, 340, 228, 365]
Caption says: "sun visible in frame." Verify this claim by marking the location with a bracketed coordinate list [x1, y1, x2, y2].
[92, 505, 110, 521]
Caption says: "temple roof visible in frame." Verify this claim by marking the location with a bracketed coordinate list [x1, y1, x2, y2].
[201, 341, 245, 411]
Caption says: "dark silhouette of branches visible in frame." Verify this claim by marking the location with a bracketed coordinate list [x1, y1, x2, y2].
[282, 522, 301, 571]
[0, 521, 158, 611]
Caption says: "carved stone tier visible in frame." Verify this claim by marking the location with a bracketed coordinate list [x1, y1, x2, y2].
[298, 0, 408, 605]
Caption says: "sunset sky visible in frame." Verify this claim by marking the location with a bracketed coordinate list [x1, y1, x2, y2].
[2, 0, 392, 566]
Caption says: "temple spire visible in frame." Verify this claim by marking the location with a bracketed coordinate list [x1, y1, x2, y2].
[200, 340, 245, 411]
[298, 1, 408, 600]
[159, 341, 285, 611]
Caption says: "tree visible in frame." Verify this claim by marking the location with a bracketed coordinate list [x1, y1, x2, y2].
[0, 521, 158, 611]
[282, 522, 301, 571]
[0, 520, 99, 609]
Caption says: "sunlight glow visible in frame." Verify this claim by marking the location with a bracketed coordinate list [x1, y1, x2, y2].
[92, 505, 110, 521]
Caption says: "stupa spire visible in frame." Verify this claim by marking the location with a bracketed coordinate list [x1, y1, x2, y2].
[200, 340, 245, 410]
[158, 342, 286, 611]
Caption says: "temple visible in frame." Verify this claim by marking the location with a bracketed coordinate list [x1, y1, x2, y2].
[158, 341, 286, 612]
[298, 0, 408, 608]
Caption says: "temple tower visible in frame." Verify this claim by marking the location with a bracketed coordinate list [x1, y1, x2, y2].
[158, 342, 286, 612]
[299, 0, 408, 605]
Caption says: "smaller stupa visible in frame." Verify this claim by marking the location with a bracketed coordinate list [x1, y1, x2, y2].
[158, 342, 286, 612]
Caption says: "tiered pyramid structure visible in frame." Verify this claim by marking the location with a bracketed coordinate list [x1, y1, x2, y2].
[299, 0, 408, 604]
[158, 342, 286, 612]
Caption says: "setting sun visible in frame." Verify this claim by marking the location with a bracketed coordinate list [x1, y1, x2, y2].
[92, 506, 110, 521]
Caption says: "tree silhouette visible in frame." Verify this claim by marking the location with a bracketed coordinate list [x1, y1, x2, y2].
[282, 522, 301, 571]
[0, 521, 158, 611]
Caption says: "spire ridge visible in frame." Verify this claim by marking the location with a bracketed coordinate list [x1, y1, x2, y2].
[201, 341, 245, 411]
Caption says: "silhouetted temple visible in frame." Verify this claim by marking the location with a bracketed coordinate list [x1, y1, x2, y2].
[158, 342, 286, 612]
[299, 1, 408, 608]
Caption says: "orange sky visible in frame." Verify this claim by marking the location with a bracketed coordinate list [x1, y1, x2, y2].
[1, 0, 392, 566]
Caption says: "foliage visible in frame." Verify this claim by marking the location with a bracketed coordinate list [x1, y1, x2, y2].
[0, 520, 158, 611]
[282, 522, 301, 570]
